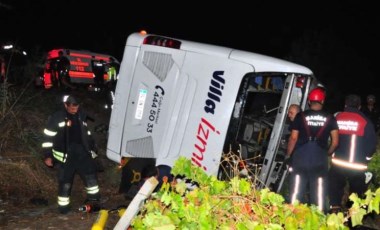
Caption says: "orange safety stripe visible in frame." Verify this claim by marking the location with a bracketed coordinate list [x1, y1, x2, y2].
[70, 52, 93, 59]
[70, 61, 90, 67]
[70, 52, 110, 61]
[69, 71, 94, 78]
[94, 55, 110, 60]
[69, 71, 109, 80]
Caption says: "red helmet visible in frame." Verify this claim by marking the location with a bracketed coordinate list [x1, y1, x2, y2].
[308, 87, 325, 102]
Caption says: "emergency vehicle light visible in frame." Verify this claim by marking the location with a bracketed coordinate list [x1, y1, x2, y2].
[48, 49, 62, 59]
[296, 76, 305, 88]
[143, 36, 181, 49]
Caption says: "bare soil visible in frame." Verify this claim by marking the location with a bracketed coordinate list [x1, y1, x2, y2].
[0, 86, 131, 229]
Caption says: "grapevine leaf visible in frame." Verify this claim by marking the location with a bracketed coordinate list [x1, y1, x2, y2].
[238, 178, 251, 195]
[368, 194, 380, 214]
[267, 223, 283, 230]
[230, 177, 240, 193]
[267, 191, 285, 206]
[350, 207, 366, 227]
[175, 180, 188, 195]
[152, 224, 176, 230]
[284, 216, 298, 230]
[349, 193, 363, 209]
[376, 188, 380, 197]
[364, 189, 373, 205]
[259, 188, 271, 205]
[209, 177, 227, 195]
[161, 191, 172, 206]
[236, 222, 249, 230]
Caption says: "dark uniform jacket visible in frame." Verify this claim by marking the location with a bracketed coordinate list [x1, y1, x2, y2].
[289, 109, 339, 172]
[42, 109, 95, 163]
[333, 107, 377, 170]
[361, 105, 380, 132]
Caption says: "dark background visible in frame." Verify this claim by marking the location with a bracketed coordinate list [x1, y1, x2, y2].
[1, 0, 379, 111]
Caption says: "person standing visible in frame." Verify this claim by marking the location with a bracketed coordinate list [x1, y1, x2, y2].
[41, 94, 101, 214]
[49, 58, 59, 88]
[329, 94, 377, 213]
[277, 103, 301, 196]
[361, 94, 380, 133]
[286, 88, 339, 213]
[56, 50, 75, 90]
[106, 57, 119, 84]
[104, 57, 120, 109]
[280, 104, 301, 151]
[91, 57, 106, 92]
[288, 104, 300, 123]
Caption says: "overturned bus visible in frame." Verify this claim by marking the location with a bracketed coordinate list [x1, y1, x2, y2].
[106, 32, 322, 192]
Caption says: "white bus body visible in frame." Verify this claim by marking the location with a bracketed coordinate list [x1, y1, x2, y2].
[107, 32, 321, 191]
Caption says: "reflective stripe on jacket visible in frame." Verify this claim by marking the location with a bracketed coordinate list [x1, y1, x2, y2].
[41, 109, 94, 163]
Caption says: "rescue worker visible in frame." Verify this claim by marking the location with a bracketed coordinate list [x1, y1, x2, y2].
[106, 57, 119, 84]
[286, 87, 339, 213]
[41, 95, 100, 214]
[104, 57, 119, 109]
[56, 50, 75, 90]
[91, 57, 106, 92]
[49, 58, 59, 87]
[329, 94, 377, 213]
[361, 94, 380, 133]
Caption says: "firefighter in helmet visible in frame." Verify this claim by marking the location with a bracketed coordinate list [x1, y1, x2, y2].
[41, 94, 100, 214]
[286, 87, 339, 213]
[329, 94, 377, 213]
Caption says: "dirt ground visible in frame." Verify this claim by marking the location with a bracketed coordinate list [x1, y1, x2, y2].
[1, 179, 130, 230]
[0, 87, 133, 229]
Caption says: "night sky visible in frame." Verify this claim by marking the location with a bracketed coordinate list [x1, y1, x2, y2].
[1, 1, 380, 107]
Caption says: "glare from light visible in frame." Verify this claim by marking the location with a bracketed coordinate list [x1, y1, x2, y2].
[3, 44, 13, 50]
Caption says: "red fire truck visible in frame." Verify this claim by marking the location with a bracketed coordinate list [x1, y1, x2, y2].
[38, 48, 119, 89]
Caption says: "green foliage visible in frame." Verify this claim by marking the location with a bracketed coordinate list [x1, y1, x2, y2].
[131, 157, 378, 229]
[347, 188, 380, 227]
[368, 149, 380, 189]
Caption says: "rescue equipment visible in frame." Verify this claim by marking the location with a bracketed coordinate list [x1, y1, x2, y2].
[91, 209, 109, 230]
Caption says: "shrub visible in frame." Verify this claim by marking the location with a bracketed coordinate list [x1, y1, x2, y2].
[131, 157, 380, 229]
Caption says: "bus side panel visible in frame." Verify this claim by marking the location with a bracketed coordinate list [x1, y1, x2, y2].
[155, 52, 254, 176]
